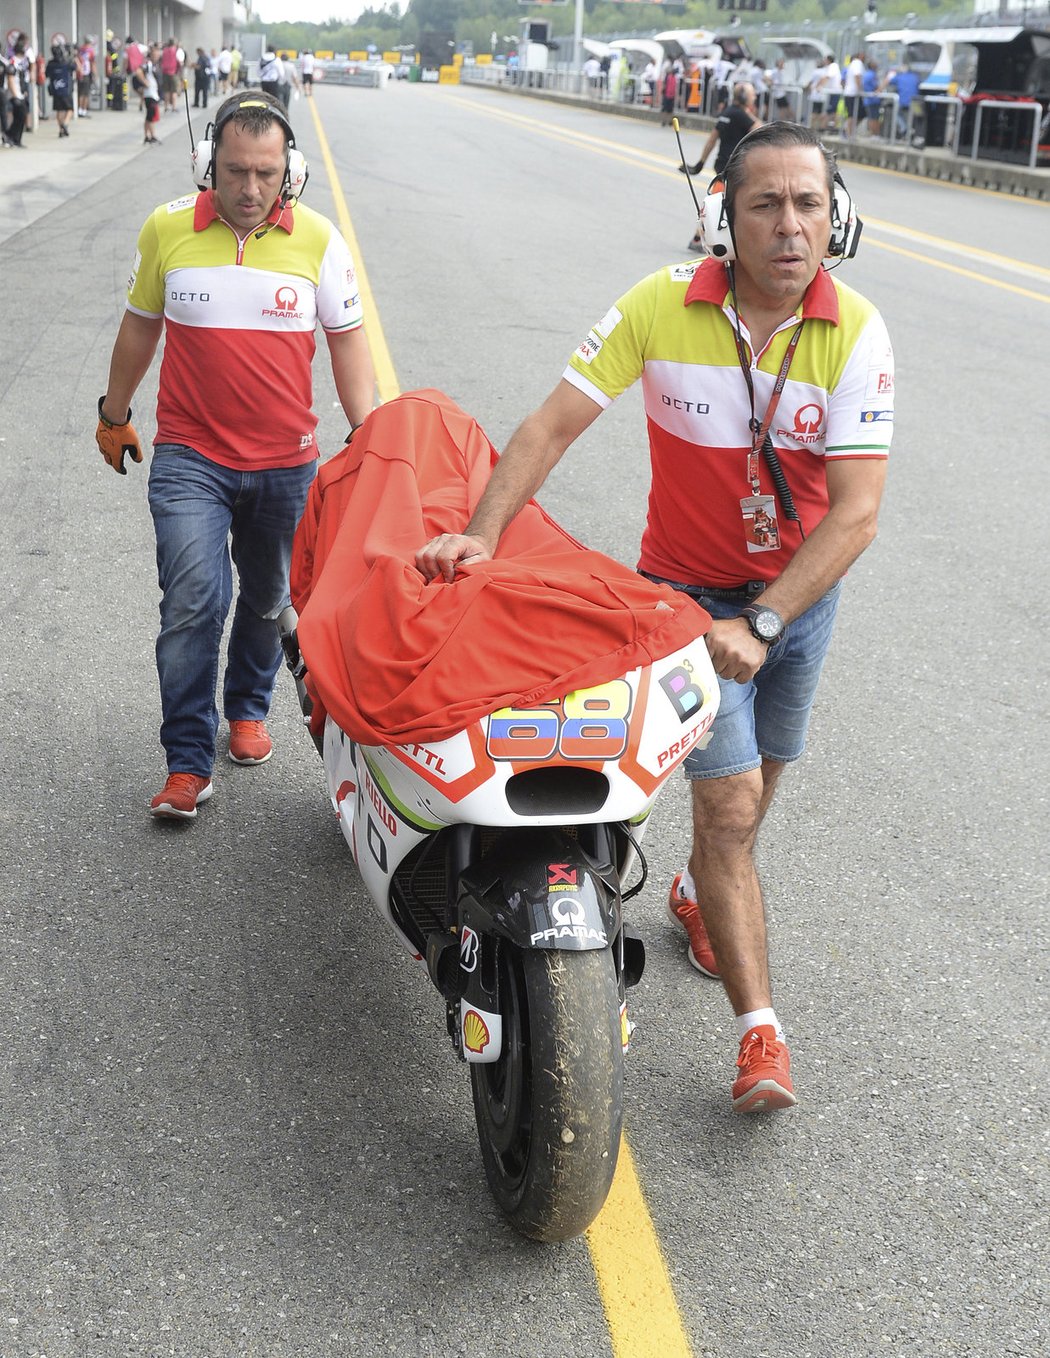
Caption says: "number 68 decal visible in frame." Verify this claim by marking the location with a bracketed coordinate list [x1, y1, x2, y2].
[487, 679, 633, 761]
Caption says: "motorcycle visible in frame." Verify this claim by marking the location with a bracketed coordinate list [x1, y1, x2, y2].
[278, 389, 720, 1240]
[280, 603, 719, 1241]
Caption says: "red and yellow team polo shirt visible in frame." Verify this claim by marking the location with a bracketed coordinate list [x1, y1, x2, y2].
[126, 190, 364, 471]
[564, 256, 894, 587]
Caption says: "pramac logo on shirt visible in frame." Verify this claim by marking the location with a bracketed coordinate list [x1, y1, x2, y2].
[777, 403, 825, 445]
[262, 286, 303, 320]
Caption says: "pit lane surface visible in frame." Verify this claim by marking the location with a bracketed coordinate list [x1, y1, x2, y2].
[1, 84, 1047, 1358]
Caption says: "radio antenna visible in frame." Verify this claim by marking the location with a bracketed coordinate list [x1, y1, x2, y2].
[672, 118, 703, 217]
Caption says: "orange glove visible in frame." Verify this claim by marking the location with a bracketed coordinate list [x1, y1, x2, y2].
[96, 397, 143, 475]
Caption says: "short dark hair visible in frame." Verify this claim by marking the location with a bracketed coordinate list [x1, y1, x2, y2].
[723, 121, 837, 217]
[213, 90, 291, 149]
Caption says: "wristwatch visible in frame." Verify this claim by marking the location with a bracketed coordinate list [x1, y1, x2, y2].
[740, 603, 785, 645]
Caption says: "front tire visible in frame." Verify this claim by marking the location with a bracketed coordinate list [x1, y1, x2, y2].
[470, 945, 623, 1243]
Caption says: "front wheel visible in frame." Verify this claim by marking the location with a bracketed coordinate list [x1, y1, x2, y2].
[470, 945, 623, 1243]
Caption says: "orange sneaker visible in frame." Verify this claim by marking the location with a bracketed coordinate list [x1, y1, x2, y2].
[667, 874, 719, 978]
[150, 773, 213, 820]
[732, 1025, 797, 1113]
[228, 719, 273, 765]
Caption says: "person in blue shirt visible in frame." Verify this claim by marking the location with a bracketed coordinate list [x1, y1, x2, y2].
[886, 63, 921, 140]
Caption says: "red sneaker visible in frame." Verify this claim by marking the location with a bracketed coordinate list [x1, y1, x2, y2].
[732, 1025, 797, 1113]
[667, 874, 719, 978]
[150, 773, 213, 820]
[228, 720, 273, 765]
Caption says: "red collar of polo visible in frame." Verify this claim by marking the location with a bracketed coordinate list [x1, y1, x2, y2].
[194, 189, 295, 235]
[684, 255, 840, 324]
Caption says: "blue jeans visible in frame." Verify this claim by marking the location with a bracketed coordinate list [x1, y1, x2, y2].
[641, 574, 842, 780]
[147, 444, 316, 777]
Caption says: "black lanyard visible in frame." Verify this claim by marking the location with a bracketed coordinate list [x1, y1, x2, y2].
[731, 314, 806, 497]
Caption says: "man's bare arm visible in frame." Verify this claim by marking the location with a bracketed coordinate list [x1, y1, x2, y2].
[415, 379, 602, 582]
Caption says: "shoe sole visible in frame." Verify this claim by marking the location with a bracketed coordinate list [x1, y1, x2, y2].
[666, 899, 720, 979]
[150, 782, 213, 820]
[228, 747, 273, 765]
[733, 1078, 798, 1113]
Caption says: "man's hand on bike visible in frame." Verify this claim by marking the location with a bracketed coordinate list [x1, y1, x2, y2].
[415, 533, 493, 583]
[705, 617, 769, 684]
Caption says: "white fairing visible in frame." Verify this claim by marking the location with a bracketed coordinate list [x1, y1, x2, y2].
[323, 627, 720, 957]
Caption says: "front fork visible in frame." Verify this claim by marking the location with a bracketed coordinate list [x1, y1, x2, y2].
[426, 825, 647, 1064]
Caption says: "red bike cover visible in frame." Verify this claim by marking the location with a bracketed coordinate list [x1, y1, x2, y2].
[291, 390, 710, 746]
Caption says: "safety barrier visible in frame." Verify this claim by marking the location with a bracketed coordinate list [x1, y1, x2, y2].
[970, 98, 1043, 171]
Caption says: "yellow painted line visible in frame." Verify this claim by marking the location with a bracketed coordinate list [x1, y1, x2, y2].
[588, 1136, 695, 1358]
[863, 214, 1050, 283]
[454, 90, 1049, 301]
[307, 91, 695, 1358]
[307, 98, 400, 402]
[863, 236, 1050, 304]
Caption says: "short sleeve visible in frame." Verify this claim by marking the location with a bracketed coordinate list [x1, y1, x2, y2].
[315, 227, 363, 333]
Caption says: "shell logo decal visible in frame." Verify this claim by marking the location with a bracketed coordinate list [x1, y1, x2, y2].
[463, 1009, 491, 1054]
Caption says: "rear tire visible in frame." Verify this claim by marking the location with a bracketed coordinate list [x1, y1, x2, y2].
[470, 945, 623, 1243]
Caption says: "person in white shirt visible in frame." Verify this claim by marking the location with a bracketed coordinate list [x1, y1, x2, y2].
[822, 56, 843, 132]
[842, 53, 866, 138]
[300, 49, 315, 97]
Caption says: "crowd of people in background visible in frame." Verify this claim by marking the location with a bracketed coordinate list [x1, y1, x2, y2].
[625, 47, 936, 145]
[0, 29, 259, 149]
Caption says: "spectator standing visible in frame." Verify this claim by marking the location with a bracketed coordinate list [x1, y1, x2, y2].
[76, 36, 96, 118]
[193, 47, 210, 108]
[95, 91, 376, 820]
[125, 36, 144, 110]
[641, 57, 657, 106]
[659, 58, 678, 126]
[229, 47, 243, 89]
[131, 44, 161, 144]
[863, 59, 881, 137]
[259, 49, 284, 102]
[886, 63, 921, 141]
[822, 55, 843, 132]
[160, 38, 181, 113]
[770, 57, 791, 119]
[46, 42, 77, 137]
[300, 50, 315, 96]
[4, 38, 29, 146]
[843, 52, 866, 138]
[218, 46, 232, 95]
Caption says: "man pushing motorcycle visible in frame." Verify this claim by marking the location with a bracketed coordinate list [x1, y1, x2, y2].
[416, 123, 894, 1112]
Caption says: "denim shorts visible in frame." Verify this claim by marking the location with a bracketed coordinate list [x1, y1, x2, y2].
[642, 573, 842, 780]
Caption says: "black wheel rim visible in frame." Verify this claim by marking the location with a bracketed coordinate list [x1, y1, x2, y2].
[475, 945, 531, 1192]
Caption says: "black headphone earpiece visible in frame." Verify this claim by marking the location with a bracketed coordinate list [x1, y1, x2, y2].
[190, 90, 309, 204]
[696, 164, 861, 262]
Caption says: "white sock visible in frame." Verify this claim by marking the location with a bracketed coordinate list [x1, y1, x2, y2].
[736, 1008, 784, 1042]
[679, 866, 698, 903]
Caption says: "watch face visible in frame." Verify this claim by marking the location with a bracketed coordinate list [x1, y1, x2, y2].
[752, 609, 782, 639]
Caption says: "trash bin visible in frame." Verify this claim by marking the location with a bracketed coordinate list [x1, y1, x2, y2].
[408, 64, 421, 83]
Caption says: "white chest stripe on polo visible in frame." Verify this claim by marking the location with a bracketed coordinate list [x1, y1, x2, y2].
[163, 265, 319, 332]
[641, 359, 830, 453]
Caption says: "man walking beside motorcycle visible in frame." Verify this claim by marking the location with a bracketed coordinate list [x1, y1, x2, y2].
[416, 123, 893, 1113]
[95, 90, 375, 821]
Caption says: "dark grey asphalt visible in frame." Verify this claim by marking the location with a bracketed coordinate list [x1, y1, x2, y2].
[1, 84, 1047, 1358]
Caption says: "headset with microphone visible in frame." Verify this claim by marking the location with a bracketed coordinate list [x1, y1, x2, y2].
[694, 143, 861, 264]
[189, 90, 309, 206]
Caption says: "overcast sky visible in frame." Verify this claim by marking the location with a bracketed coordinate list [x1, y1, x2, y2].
[251, 2, 368, 25]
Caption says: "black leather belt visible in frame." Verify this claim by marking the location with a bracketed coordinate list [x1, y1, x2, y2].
[686, 580, 767, 600]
